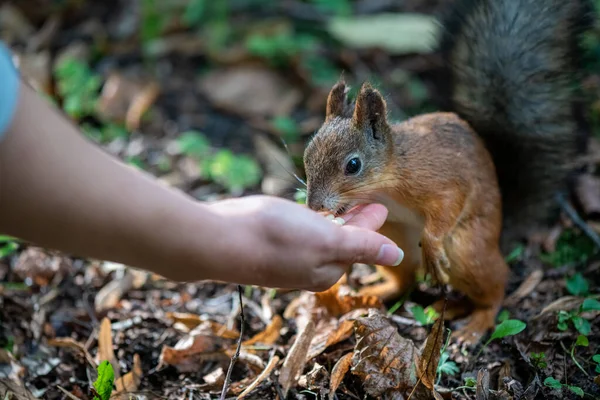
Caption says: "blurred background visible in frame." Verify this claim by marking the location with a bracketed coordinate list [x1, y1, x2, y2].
[2, 1, 600, 399]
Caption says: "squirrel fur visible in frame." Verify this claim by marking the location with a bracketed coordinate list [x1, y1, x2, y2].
[302, 0, 593, 344]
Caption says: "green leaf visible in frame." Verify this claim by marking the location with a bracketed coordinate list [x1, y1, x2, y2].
[566, 273, 589, 296]
[593, 354, 600, 363]
[207, 150, 262, 193]
[183, 0, 206, 26]
[177, 131, 211, 158]
[489, 319, 526, 341]
[294, 189, 307, 205]
[572, 316, 591, 336]
[327, 13, 439, 55]
[497, 309, 510, 323]
[575, 335, 589, 347]
[581, 298, 600, 312]
[568, 386, 584, 397]
[505, 244, 525, 263]
[0, 235, 17, 242]
[0, 242, 18, 258]
[543, 377, 562, 390]
[464, 377, 477, 388]
[411, 305, 433, 325]
[93, 361, 114, 400]
[557, 321, 569, 331]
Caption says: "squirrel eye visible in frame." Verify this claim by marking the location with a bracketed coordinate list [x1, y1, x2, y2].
[345, 157, 362, 175]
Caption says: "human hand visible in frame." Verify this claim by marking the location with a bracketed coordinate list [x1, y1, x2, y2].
[199, 195, 403, 291]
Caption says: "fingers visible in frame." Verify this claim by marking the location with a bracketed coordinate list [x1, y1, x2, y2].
[329, 225, 404, 267]
[341, 203, 388, 231]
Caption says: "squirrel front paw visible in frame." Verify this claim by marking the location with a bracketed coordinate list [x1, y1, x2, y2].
[421, 235, 451, 285]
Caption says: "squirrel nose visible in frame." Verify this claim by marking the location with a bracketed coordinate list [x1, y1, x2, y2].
[306, 196, 323, 211]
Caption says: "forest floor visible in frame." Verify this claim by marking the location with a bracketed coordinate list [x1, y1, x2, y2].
[1, 1, 600, 399]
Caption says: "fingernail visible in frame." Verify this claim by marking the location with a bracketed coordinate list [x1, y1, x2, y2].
[377, 244, 404, 266]
[332, 217, 345, 225]
[325, 214, 335, 220]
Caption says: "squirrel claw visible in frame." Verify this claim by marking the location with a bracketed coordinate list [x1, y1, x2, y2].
[450, 308, 497, 347]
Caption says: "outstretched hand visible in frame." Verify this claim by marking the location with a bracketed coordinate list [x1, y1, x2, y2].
[198, 196, 403, 291]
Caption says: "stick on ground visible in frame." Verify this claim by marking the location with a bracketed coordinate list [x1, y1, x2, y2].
[220, 285, 245, 400]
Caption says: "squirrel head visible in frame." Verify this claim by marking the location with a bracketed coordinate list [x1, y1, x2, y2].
[303, 80, 394, 215]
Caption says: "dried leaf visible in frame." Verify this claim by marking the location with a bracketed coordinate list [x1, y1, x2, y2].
[476, 369, 490, 400]
[114, 353, 142, 395]
[47, 337, 96, 368]
[537, 296, 583, 316]
[278, 319, 316, 397]
[237, 355, 280, 399]
[351, 310, 418, 397]
[306, 311, 366, 361]
[13, 247, 73, 286]
[242, 315, 282, 347]
[199, 66, 301, 118]
[94, 272, 134, 313]
[329, 352, 353, 400]
[315, 280, 382, 317]
[97, 317, 120, 380]
[416, 310, 445, 390]
[165, 313, 239, 339]
[504, 269, 544, 307]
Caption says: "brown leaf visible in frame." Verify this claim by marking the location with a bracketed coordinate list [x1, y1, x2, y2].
[278, 319, 316, 397]
[237, 355, 280, 399]
[497, 361, 512, 389]
[165, 312, 239, 339]
[416, 310, 445, 390]
[157, 322, 232, 371]
[98, 317, 120, 380]
[306, 309, 367, 361]
[329, 352, 353, 400]
[47, 337, 96, 368]
[114, 353, 142, 395]
[242, 315, 282, 347]
[315, 280, 382, 317]
[199, 66, 301, 118]
[476, 368, 490, 400]
[94, 271, 134, 313]
[351, 310, 419, 397]
[13, 247, 73, 287]
[537, 296, 583, 317]
[504, 269, 544, 307]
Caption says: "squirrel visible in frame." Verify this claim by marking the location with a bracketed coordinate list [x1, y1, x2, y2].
[302, 0, 593, 344]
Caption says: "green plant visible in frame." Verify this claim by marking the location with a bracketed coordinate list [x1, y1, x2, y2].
[566, 272, 590, 296]
[54, 58, 102, 120]
[0, 235, 19, 258]
[544, 376, 584, 398]
[410, 305, 439, 326]
[557, 297, 600, 335]
[436, 329, 459, 384]
[271, 116, 300, 143]
[81, 123, 129, 144]
[294, 189, 307, 205]
[475, 319, 526, 358]
[505, 244, 525, 263]
[539, 229, 595, 267]
[530, 352, 548, 369]
[92, 361, 115, 400]
[176, 131, 262, 194]
[453, 376, 477, 391]
[497, 309, 510, 323]
[569, 335, 590, 376]
[592, 354, 600, 374]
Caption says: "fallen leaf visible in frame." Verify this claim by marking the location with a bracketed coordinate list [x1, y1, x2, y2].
[199, 66, 301, 118]
[47, 337, 96, 368]
[329, 352, 353, 400]
[94, 268, 146, 313]
[97, 317, 120, 380]
[315, 280, 382, 317]
[476, 368, 490, 400]
[203, 367, 225, 386]
[298, 363, 329, 396]
[537, 296, 583, 317]
[13, 247, 73, 287]
[242, 315, 282, 347]
[351, 310, 419, 397]
[416, 309, 445, 391]
[278, 319, 316, 397]
[165, 312, 239, 339]
[0, 379, 38, 400]
[504, 269, 544, 307]
[0, 349, 25, 381]
[237, 355, 280, 399]
[114, 354, 142, 395]
[306, 310, 366, 361]
[327, 13, 439, 55]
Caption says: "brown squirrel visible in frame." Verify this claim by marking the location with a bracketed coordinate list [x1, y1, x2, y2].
[302, 0, 593, 344]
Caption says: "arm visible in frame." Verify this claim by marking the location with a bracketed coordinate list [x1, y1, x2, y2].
[0, 79, 402, 291]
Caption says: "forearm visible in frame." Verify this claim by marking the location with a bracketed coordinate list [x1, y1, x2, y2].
[0, 81, 225, 281]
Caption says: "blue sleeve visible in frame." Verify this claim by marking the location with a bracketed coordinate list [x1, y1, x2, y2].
[0, 42, 20, 142]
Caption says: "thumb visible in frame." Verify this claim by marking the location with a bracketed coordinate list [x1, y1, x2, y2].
[329, 225, 404, 267]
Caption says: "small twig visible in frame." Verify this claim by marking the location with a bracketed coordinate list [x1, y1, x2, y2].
[220, 285, 245, 400]
[556, 192, 600, 250]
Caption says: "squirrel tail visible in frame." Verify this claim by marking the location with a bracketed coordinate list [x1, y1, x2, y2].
[438, 0, 594, 250]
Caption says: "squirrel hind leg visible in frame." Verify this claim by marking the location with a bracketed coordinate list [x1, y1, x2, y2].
[444, 227, 509, 345]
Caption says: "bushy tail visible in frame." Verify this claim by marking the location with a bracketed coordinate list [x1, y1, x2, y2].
[438, 0, 593, 250]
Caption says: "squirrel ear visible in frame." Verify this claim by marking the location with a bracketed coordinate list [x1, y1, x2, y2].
[353, 82, 389, 140]
[325, 79, 348, 120]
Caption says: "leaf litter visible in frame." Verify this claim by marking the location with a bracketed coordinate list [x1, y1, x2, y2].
[1, 1, 600, 399]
